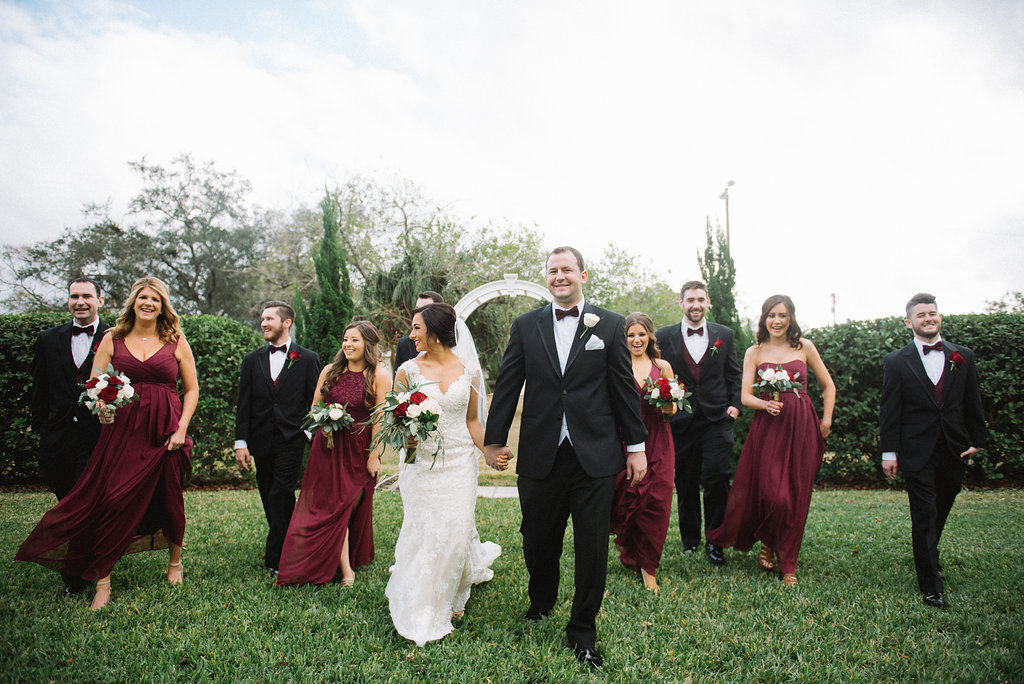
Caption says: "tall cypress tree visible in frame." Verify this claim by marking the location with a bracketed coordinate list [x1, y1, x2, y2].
[303, 192, 355, 364]
[697, 218, 749, 350]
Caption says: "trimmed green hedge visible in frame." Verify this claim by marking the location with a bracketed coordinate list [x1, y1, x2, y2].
[0, 313, 261, 485]
[803, 313, 1023, 482]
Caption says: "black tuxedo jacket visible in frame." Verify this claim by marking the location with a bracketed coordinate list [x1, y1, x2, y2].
[879, 340, 987, 472]
[31, 320, 110, 450]
[393, 335, 418, 377]
[485, 302, 647, 479]
[235, 343, 320, 450]
[655, 321, 742, 428]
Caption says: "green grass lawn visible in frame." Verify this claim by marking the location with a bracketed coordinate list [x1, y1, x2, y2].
[1, 488, 1022, 682]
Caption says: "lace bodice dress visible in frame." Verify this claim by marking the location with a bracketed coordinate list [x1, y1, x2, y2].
[385, 359, 501, 647]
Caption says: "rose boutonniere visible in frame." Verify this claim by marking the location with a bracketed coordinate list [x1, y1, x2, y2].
[287, 350, 300, 368]
[580, 312, 600, 339]
[949, 352, 965, 372]
[710, 338, 724, 355]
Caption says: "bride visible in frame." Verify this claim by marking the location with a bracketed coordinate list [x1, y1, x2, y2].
[386, 302, 502, 647]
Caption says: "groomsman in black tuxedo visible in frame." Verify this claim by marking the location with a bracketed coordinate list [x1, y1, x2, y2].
[485, 246, 647, 670]
[880, 293, 987, 608]
[30, 276, 110, 595]
[655, 281, 742, 566]
[234, 301, 320, 573]
[393, 290, 444, 376]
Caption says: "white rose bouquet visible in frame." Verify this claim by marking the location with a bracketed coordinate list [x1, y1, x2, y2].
[753, 364, 802, 401]
[79, 364, 137, 416]
[303, 401, 355, 447]
[368, 380, 444, 466]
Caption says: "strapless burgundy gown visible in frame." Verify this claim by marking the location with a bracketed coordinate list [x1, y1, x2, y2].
[707, 360, 824, 574]
[277, 370, 375, 586]
[610, 364, 676, 575]
[16, 338, 192, 579]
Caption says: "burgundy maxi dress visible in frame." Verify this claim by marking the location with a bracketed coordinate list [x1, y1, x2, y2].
[277, 370, 375, 586]
[16, 338, 192, 579]
[707, 360, 824, 574]
[610, 364, 676, 575]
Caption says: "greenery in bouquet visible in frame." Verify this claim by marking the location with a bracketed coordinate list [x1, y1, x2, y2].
[368, 380, 444, 466]
[303, 401, 355, 448]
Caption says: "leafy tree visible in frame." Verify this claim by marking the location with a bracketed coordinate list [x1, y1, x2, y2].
[301, 193, 356, 365]
[0, 155, 266, 318]
[985, 290, 1024, 314]
[586, 244, 679, 328]
[698, 218, 750, 350]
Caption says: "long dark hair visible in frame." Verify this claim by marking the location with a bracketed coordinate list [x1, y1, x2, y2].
[412, 303, 457, 348]
[756, 294, 803, 349]
[624, 312, 661, 360]
[322, 321, 381, 407]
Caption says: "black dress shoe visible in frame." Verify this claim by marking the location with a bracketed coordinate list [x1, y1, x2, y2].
[523, 607, 548, 622]
[705, 543, 727, 566]
[574, 646, 603, 670]
[62, 586, 85, 598]
[922, 593, 946, 608]
[682, 544, 699, 554]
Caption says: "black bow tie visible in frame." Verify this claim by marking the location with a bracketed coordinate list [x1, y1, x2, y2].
[555, 306, 579, 321]
[687, 327, 704, 337]
[72, 325, 94, 336]
[923, 341, 943, 355]
[269, 344, 287, 354]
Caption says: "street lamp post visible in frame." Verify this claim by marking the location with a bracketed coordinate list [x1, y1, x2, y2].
[718, 180, 735, 248]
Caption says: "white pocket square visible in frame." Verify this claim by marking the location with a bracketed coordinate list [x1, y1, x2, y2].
[584, 335, 605, 351]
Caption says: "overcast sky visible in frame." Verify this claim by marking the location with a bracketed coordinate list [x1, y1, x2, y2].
[2, 0, 1022, 326]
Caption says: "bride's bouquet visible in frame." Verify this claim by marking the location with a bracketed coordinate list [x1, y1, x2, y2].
[368, 380, 444, 466]
[303, 401, 355, 448]
[79, 364, 138, 416]
[643, 376, 692, 416]
[753, 364, 802, 400]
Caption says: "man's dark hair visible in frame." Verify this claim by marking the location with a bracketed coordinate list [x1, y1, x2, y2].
[679, 280, 708, 299]
[905, 292, 937, 318]
[547, 246, 585, 272]
[417, 290, 444, 304]
[263, 300, 295, 323]
[68, 276, 102, 297]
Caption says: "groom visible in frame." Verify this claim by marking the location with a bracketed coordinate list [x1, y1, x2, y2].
[234, 301, 320, 573]
[879, 292, 987, 608]
[485, 246, 647, 670]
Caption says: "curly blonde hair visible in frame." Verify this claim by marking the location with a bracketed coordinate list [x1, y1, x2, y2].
[111, 277, 183, 343]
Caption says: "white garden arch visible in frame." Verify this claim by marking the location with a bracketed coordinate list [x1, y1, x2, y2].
[454, 274, 551, 320]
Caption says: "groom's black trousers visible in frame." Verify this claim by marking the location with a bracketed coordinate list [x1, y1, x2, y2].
[517, 440, 616, 650]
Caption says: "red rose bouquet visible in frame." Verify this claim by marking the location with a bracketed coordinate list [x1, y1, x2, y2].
[79, 364, 138, 416]
[368, 380, 444, 466]
[643, 376, 692, 416]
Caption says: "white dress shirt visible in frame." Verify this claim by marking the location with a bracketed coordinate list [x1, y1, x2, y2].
[71, 321, 97, 369]
[682, 319, 709, 363]
[882, 336, 944, 462]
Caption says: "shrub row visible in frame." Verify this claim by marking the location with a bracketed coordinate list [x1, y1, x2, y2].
[0, 313, 261, 485]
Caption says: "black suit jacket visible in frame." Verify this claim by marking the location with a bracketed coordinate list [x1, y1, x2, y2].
[485, 302, 647, 479]
[655, 321, 742, 429]
[393, 336, 418, 378]
[235, 343, 320, 451]
[879, 340, 987, 471]
[31, 320, 110, 452]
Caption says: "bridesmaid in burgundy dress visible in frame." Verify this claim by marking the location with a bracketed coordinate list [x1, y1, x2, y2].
[276, 321, 389, 587]
[16, 277, 199, 610]
[610, 313, 677, 592]
[707, 295, 835, 585]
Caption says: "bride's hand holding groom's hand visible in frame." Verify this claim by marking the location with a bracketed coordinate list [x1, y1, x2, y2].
[483, 444, 513, 471]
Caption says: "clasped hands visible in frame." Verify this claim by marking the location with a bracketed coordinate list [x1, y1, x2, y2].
[483, 445, 513, 471]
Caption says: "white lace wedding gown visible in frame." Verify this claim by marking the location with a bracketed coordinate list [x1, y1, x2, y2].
[386, 360, 501, 647]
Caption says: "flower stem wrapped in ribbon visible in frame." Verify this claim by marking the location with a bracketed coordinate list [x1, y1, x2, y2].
[753, 364, 802, 401]
[79, 364, 138, 416]
[303, 401, 355, 448]
[367, 379, 444, 466]
[643, 375, 692, 417]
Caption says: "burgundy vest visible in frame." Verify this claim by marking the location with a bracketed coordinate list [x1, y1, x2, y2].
[681, 333, 703, 383]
